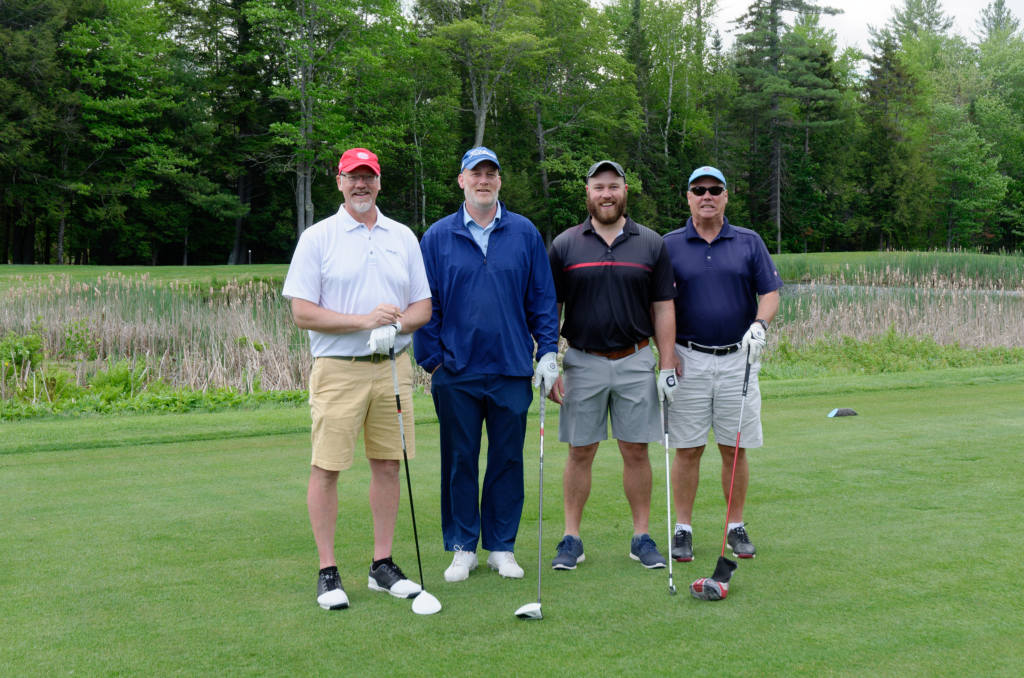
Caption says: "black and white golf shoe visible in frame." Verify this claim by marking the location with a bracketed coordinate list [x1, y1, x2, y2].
[671, 528, 694, 562]
[727, 525, 756, 558]
[368, 558, 422, 599]
[317, 566, 349, 610]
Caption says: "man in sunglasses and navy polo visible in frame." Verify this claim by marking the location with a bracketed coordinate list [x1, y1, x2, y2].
[662, 166, 782, 565]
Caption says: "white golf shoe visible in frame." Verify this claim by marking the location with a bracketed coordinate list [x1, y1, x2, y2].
[487, 551, 524, 579]
[444, 549, 478, 582]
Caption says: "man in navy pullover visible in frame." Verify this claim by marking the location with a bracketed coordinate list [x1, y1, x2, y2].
[415, 147, 560, 583]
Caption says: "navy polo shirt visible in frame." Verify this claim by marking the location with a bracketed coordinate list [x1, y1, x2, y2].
[663, 217, 782, 346]
[549, 216, 676, 352]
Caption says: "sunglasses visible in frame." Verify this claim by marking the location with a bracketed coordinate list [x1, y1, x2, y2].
[689, 185, 725, 196]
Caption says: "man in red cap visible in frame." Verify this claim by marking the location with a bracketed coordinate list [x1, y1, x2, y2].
[283, 147, 432, 610]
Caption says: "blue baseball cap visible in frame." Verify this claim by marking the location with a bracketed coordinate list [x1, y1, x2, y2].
[688, 166, 726, 188]
[461, 146, 501, 171]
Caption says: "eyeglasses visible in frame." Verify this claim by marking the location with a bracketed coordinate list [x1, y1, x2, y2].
[341, 173, 378, 184]
[689, 185, 725, 196]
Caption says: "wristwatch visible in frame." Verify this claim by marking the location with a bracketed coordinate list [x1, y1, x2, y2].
[754, 319, 768, 331]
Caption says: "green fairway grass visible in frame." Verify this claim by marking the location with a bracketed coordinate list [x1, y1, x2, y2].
[3, 368, 1023, 676]
[0, 264, 288, 291]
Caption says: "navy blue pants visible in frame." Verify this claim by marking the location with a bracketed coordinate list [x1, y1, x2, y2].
[431, 368, 532, 552]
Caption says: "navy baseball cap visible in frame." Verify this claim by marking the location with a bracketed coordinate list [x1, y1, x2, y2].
[461, 147, 501, 171]
[688, 166, 727, 188]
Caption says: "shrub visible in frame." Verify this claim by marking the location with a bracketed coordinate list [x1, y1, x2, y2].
[89, 360, 162, 401]
[62, 319, 99, 360]
[0, 331, 43, 379]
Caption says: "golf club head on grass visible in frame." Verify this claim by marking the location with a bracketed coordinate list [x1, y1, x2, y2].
[514, 602, 542, 620]
[411, 590, 441, 615]
[690, 556, 737, 602]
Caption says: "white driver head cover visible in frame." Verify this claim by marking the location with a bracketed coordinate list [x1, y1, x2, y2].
[412, 591, 442, 615]
[514, 602, 542, 620]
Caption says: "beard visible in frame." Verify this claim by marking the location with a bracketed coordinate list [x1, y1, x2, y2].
[465, 189, 499, 213]
[586, 194, 627, 226]
[348, 196, 374, 214]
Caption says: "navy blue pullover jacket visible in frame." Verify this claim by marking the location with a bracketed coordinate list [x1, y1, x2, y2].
[414, 203, 559, 376]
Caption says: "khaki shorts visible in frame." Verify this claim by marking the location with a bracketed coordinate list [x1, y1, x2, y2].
[309, 352, 415, 471]
[665, 345, 763, 449]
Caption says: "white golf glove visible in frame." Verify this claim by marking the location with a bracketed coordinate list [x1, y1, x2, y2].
[367, 321, 401, 355]
[532, 352, 559, 396]
[740, 321, 766, 365]
[657, 369, 677, 404]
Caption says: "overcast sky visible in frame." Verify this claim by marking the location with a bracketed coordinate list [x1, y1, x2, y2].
[709, 0, 1024, 53]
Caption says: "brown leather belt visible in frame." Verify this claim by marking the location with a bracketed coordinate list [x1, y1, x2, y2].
[576, 338, 649, 360]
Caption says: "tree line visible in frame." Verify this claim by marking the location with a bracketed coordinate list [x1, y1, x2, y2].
[2, 0, 1022, 266]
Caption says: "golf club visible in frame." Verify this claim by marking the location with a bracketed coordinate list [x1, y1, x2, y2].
[662, 396, 677, 595]
[515, 386, 546, 620]
[691, 346, 750, 601]
[389, 347, 442, 616]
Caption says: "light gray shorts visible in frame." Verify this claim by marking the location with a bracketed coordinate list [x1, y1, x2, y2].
[665, 344, 763, 449]
[558, 345, 660, 446]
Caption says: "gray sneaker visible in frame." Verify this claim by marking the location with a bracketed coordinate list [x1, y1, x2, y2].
[551, 535, 585, 570]
[629, 533, 666, 569]
[727, 525, 756, 558]
[671, 529, 693, 562]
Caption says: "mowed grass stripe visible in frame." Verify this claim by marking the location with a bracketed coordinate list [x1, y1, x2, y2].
[2, 372, 1023, 676]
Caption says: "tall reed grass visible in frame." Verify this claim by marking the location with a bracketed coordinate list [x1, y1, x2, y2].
[775, 283, 1022, 349]
[2, 273, 309, 391]
[2, 252, 1021, 398]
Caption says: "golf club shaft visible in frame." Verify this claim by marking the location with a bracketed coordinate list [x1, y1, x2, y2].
[663, 398, 675, 593]
[720, 350, 753, 558]
[390, 348, 426, 590]
[536, 392, 545, 605]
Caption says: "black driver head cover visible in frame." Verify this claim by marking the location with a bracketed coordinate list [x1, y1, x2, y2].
[712, 556, 738, 583]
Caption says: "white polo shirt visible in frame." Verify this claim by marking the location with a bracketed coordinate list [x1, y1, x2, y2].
[282, 205, 431, 358]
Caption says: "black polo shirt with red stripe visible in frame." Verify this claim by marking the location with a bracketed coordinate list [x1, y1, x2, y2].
[549, 216, 676, 352]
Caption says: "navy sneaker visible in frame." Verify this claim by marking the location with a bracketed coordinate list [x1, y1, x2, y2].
[551, 535, 585, 570]
[671, 528, 694, 562]
[727, 525, 756, 558]
[316, 566, 349, 610]
[629, 533, 666, 569]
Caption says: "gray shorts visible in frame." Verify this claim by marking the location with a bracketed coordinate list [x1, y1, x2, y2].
[558, 345, 660, 446]
[666, 344, 763, 449]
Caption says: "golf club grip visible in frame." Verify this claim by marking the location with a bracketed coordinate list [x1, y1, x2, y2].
[742, 346, 751, 396]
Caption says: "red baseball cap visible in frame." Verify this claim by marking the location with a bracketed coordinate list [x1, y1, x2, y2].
[338, 148, 381, 176]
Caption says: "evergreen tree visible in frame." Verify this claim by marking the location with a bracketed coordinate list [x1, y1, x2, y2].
[732, 0, 839, 252]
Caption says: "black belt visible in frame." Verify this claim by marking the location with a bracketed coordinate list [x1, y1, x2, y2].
[680, 341, 740, 356]
[324, 348, 405, 363]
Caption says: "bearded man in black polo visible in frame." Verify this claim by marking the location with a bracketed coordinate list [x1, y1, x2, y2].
[546, 160, 678, 572]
